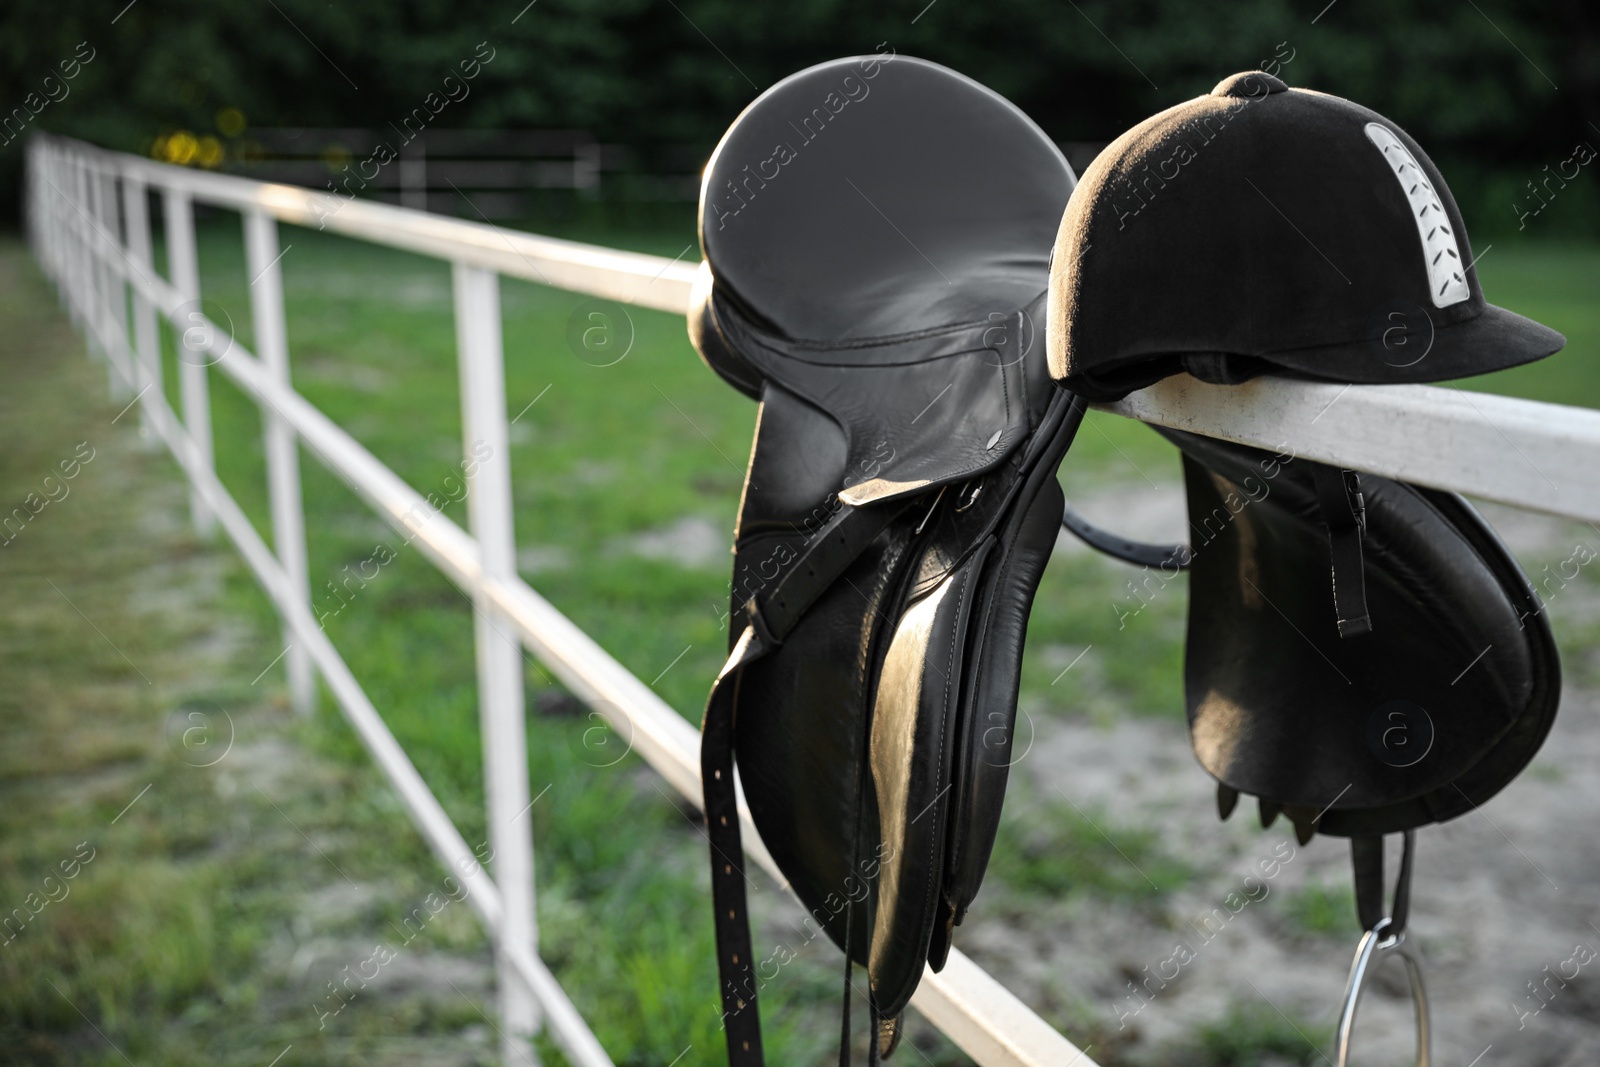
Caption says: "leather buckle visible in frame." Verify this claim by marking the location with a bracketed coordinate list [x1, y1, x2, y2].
[1342, 469, 1367, 535]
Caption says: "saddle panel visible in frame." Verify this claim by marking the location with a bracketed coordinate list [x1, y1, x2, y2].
[1170, 430, 1559, 837]
[867, 538, 994, 1015]
[939, 469, 1068, 936]
[1385, 490, 1562, 826]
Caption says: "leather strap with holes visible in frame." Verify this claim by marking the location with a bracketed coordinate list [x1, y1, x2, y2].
[703, 501, 904, 1065]
[703, 644, 764, 1064]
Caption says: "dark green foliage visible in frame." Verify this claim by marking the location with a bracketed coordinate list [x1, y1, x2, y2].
[1, 1, 1597, 235]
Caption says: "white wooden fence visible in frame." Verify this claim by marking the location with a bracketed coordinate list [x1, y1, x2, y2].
[23, 133, 1600, 1067]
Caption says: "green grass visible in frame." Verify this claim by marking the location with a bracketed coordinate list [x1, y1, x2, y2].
[1179, 1001, 1333, 1067]
[1278, 882, 1357, 938]
[1459, 243, 1600, 407]
[14, 209, 1599, 1065]
[988, 799, 1194, 904]
[0, 241, 514, 1065]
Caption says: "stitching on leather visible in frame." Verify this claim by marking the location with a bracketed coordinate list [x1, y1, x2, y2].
[944, 537, 1009, 881]
[746, 330, 995, 368]
[916, 561, 974, 967]
[1012, 311, 1029, 418]
[717, 288, 1037, 362]
[998, 345, 1014, 433]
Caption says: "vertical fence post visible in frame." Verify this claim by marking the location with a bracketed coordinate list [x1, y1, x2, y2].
[121, 173, 163, 446]
[49, 147, 75, 317]
[75, 154, 98, 337]
[71, 156, 97, 351]
[162, 186, 216, 537]
[96, 167, 134, 399]
[86, 162, 115, 388]
[245, 210, 316, 715]
[84, 160, 102, 339]
[453, 262, 539, 1066]
[61, 149, 83, 316]
[53, 147, 75, 315]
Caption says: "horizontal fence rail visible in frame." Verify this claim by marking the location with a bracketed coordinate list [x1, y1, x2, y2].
[1103, 375, 1600, 523]
[94, 144, 698, 312]
[24, 132, 1600, 1067]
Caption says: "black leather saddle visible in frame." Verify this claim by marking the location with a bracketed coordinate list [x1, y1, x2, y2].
[691, 55, 1081, 1061]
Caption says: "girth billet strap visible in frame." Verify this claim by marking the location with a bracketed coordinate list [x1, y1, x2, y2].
[1352, 836, 1384, 933]
[702, 500, 907, 1066]
[1351, 832, 1415, 936]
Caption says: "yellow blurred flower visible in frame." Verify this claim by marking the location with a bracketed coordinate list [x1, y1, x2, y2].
[164, 131, 198, 165]
[216, 107, 246, 137]
[196, 136, 224, 168]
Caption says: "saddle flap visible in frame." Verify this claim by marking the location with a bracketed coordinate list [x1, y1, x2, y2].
[1168, 429, 1559, 837]
[835, 348, 1026, 506]
[714, 294, 1037, 509]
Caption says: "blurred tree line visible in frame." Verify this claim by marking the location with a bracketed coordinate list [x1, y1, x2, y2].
[1, 0, 1597, 237]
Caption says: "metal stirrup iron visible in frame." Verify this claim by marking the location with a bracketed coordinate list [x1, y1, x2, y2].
[1335, 832, 1430, 1066]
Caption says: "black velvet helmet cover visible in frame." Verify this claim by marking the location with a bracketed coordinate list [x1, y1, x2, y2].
[1049, 72, 1565, 401]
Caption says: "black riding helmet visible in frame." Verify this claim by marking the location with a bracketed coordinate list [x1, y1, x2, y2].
[1048, 71, 1566, 401]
